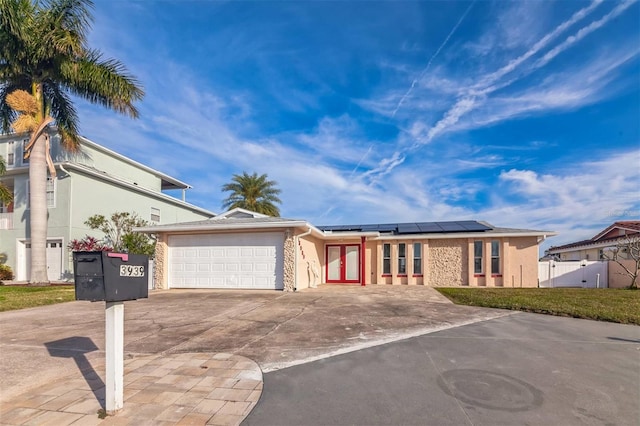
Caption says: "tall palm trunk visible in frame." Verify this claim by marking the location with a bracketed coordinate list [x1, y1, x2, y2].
[29, 83, 49, 284]
[28, 134, 48, 283]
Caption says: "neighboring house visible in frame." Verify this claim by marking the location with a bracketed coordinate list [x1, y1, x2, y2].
[546, 221, 640, 261]
[138, 208, 556, 290]
[0, 130, 214, 281]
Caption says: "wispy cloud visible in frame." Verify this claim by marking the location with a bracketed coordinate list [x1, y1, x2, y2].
[391, 0, 476, 117]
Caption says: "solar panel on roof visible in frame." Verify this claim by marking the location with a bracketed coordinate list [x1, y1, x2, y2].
[378, 224, 397, 232]
[398, 223, 420, 234]
[417, 223, 442, 232]
[437, 222, 467, 232]
[360, 224, 379, 231]
[460, 221, 491, 231]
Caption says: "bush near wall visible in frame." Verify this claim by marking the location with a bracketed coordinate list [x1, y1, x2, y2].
[0, 264, 15, 282]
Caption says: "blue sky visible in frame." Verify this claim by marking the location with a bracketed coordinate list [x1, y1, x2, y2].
[76, 0, 639, 253]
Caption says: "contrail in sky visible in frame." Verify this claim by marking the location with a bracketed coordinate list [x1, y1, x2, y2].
[391, 0, 476, 118]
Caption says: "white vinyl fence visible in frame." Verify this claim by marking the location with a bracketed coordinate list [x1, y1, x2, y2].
[538, 260, 608, 288]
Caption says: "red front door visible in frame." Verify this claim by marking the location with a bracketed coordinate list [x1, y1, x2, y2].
[326, 245, 360, 283]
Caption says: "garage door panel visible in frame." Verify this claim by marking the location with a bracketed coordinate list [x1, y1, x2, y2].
[168, 232, 284, 289]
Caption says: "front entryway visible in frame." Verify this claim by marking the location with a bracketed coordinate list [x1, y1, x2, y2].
[326, 244, 360, 283]
[17, 239, 63, 281]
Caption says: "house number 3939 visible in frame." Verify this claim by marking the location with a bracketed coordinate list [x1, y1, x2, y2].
[119, 265, 144, 277]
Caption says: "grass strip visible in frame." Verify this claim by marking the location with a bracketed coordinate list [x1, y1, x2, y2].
[0, 285, 75, 312]
[436, 288, 640, 325]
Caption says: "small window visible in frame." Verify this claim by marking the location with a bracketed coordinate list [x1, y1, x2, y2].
[474, 241, 483, 274]
[383, 243, 391, 275]
[7, 141, 15, 166]
[26, 178, 56, 209]
[413, 242, 422, 275]
[22, 139, 30, 165]
[398, 243, 406, 274]
[491, 240, 500, 274]
[150, 207, 160, 223]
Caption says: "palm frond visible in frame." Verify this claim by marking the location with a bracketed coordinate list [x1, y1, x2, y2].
[42, 81, 79, 137]
[221, 171, 282, 216]
[61, 50, 144, 118]
[0, 84, 22, 133]
[5, 89, 37, 114]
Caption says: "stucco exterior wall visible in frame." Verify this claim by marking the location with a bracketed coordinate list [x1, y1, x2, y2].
[608, 260, 639, 288]
[427, 239, 467, 286]
[504, 236, 539, 287]
[558, 247, 600, 261]
[51, 134, 161, 191]
[296, 233, 323, 290]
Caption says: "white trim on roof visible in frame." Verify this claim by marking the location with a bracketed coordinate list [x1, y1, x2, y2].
[213, 208, 269, 220]
[62, 162, 215, 216]
[136, 220, 311, 233]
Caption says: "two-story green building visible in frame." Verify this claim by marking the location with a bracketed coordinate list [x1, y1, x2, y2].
[0, 130, 214, 281]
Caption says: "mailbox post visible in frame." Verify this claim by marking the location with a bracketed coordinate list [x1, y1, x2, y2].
[73, 251, 148, 415]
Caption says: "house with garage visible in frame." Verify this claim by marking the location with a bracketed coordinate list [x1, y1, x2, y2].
[138, 208, 556, 290]
[0, 130, 214, 281]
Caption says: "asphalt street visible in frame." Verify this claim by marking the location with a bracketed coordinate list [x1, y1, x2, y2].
[243, 313, 640, 426]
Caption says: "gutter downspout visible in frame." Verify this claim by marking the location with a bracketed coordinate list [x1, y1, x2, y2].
[58, 164, 72, 279]
[294, 226, 313, 291]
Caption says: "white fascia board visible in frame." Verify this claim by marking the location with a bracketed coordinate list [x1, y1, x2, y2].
[321, 231, 380, 240]
[63, 162, 214, 216]
[77, 136, 192, 189]
[135, 220, 310, 234]
[374, 231, 556, 240]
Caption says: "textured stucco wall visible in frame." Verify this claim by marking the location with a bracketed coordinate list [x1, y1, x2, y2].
[297, 234, 323, 289]
[283, 230, 295, 291]
[153, 234, 167, 289]
[427, 239, 467, 286]
[608, 260, 639, 288]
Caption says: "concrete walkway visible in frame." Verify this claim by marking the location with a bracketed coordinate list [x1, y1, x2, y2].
[1, 353, 262, 425]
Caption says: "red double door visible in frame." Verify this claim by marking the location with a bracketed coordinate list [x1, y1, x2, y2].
[326, 244, 360, 283]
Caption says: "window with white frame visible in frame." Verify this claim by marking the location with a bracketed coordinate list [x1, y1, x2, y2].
[150, 207, 160, 223]
[21, 139, 29, 165]
[26, 178, 56, 209]
[413, 242, 422, 275]
[474, 240, 483, 274]
[491, 240, 500, 275]
[383, 243, 391, 275]
[6, 141, 15, 166]
[398, 243, 406, 275]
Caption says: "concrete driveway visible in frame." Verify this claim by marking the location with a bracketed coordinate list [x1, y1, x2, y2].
[0, 285, 509, 402]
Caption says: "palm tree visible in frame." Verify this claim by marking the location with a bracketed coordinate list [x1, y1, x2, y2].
[0, 155, 11, 204]
[0, 0, 144, 284]
[221, 172, 282, 217]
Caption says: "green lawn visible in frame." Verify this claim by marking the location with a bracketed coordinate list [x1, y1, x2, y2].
[0, 285, 75, 312]
[436, 288, 640, 325]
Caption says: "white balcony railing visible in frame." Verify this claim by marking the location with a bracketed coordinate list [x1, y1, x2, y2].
[0, 212, 13, 230]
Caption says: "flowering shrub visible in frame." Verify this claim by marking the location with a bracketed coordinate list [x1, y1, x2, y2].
[67, 236, 113, 252]
[0, 264, 14, 281]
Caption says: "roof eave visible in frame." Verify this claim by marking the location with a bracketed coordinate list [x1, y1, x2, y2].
[135, 220, 311, 234]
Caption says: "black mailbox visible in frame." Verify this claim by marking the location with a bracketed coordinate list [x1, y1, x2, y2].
[73, 251, 149, 302]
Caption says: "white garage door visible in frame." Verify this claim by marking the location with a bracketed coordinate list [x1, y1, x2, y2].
[168, 232, 284, 289]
